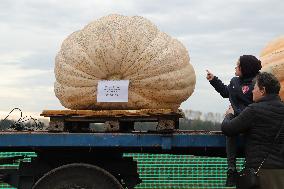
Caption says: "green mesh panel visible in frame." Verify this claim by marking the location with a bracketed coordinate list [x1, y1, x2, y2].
[124, 153, 244, 189]
[0, 152, 244, 189]
[0, 152, 36, 189]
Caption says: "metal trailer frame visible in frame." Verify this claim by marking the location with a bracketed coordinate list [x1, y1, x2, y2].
[0, 109, 244, 189]
[0, 131, 244, 189]
[0, 132, 226, 149]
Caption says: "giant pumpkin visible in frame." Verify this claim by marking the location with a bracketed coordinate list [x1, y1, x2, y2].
[54, 14, 196, 110]
[260, 36, 284, 100]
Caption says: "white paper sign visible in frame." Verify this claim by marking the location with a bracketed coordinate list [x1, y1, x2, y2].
[97, 80, 129, 102]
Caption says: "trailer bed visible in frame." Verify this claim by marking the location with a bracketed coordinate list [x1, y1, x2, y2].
[0, 130, 237, 157]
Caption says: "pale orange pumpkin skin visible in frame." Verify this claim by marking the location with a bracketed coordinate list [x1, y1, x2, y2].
[54, 14, 196, 110]
[260, 36, 284, 101]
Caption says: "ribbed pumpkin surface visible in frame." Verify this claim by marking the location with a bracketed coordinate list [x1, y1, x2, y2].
[54, 14, 196, 110]
[260, 36, 284, 100]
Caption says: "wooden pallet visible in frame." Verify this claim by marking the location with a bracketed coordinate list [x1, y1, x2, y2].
[41, 109, 184, 132]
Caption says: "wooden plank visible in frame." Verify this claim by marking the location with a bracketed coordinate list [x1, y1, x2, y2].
[157, 120, 175, 130]
[47, 120, 65, 132]
[41, 109, 184, 118]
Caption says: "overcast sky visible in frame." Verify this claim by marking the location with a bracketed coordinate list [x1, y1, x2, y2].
[0, 0, 284, 118]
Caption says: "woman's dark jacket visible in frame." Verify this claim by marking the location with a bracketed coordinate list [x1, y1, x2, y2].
[221, 94, 284, 169]
[210, 76, 254, 115]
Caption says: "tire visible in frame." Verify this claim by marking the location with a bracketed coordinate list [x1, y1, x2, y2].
[32, 163, 123, 189]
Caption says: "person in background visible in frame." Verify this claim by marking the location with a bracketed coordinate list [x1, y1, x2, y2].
[206, 55, 262, 186]
[221, 72, 284, 189]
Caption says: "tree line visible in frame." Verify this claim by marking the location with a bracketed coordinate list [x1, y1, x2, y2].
[181, 109, 223, 131]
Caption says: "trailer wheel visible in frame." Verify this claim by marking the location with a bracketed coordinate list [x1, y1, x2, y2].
[32, 163, 123, 189]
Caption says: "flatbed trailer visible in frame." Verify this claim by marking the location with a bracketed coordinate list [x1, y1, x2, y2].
[0, 109, 241, 189]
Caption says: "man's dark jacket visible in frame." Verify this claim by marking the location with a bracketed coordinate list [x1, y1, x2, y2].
[210, 76, 254, 115]
[221, 94, 284, 169]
